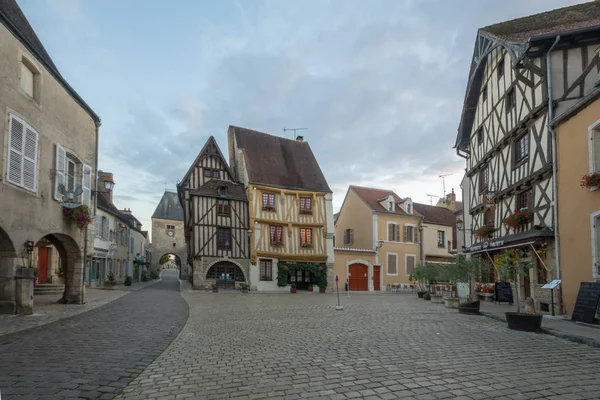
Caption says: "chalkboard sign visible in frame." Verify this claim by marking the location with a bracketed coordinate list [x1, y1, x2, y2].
[494, 281, 513, 305]
[571, 282, 600, 324]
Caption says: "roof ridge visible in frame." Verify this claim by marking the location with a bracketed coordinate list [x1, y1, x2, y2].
[230, 125, 310, 144]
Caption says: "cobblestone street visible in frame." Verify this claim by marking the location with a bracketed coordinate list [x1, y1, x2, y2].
[117, 291, 600, 400]
[0, 270, 188, 400]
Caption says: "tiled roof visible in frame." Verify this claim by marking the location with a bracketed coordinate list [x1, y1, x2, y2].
[120, 211, 143, 230]
[481, 1, 600, 42]
[190, 179, 247, 202]
[334, 247, 376, 254]
[97, 192, 120, 217]
[229, 125, 331, 193]
[350, 186, 411, 215]
[413, 203, 456, 227]
[152, 191, 184, 221]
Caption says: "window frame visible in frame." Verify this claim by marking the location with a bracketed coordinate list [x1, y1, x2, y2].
[299, 228, 313, 247]
[217, 199, 230, 217]
[591, 211, 600, 279]
[19, 56, 40, 102]
[405, 254, 416, 277]
[299, 197, 312, 214]
[477, 128, 484, 146]
[436, 230, 445, 248]
[259, 259, 273, 281]
[516, 190, 531, 211]
[506, 87, 516, 113]
[262, 192, 276, 211]
[404, 224, 416, 243]
[479, 165, 489, 194]
[587, 119, 600, 175]
[343, 228, 354, 246]
[387, 222, 400, 242]
[514, 132, 530, 164]
[497, 57, 505, 79]
[269, 225, 283, 246]
[217, 227, 232, 251]
[386, 252, 398, 276]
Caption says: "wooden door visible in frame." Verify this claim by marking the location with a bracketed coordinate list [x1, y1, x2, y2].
[373, 265, 381, 291]
[37, 247, 49, 283]
[524, 273, 531, 299]
[348, 263, 368, 291]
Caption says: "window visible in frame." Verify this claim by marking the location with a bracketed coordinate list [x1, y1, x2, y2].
[343, 228, 354, 246]
[300, 228, 312, 247]
[262, 193, 275, 211]
[7, 114, 38, 192]
[498, 57, 505, 79]
[406, 204, 412, 214]
[260, 260, 273, 281]
[592, 213, 600, 279]
[270, 225, 283, 245]
[219, 186, 227, 196]
[484, 208, 495, 226]
[589, 122, 600, 173]
[213, 169, 220, 178]
[405, 255, 416, 276]
[166, 224, 175, 230]
[54, 143, 91, 206]
[403, 225, 415, 243]
[482, 85, 488, 103]
[217, 228, 231, 250]
[96, 217, 102, 237]
[538, 264, 548, 285]
[130, 237, 134, 254]
[479, 165, 489, 193]
[300, 197, 312, 214]
[506, 88, 516, 113]
[516, 191, 530, 211]
[20, 58, 39, 99]
[217, 199, 230, 216]
[437, 231, 445, 248]
[204, 169, 211, 178]
[514, 133, 529, 162]
[387, 253, 398, 275]
[387, 223, 400, 242]
[102, 217, 109, 240]
[477, 128, 484, 146]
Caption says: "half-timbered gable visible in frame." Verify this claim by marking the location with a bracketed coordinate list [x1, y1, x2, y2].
[455, 2, 600, 313]
[178, 136, 249, 290]
[228, 125, 335, 292]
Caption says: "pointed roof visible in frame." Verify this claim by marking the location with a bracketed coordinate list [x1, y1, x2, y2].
[350, 185, 410, 215]
[0, 0, 100, 122]
[179, 136, 235, 186]
[152, 191, 184, 221]
[229, 125, 331, 193]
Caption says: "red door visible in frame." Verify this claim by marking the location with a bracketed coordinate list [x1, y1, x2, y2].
[348, 263, 368, 291]
[373, 265, 381, 291]
[37, 247, 49, 283]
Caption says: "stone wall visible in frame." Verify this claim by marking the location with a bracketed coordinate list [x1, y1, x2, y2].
[151, 217, 186, 276]
[192, 256, 249, 290]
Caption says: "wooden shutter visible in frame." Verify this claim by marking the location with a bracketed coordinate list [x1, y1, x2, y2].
[592, 129, 600, 172]
[82, 164, 92, 207]
[54, 144, 66, 200]
[350, 228, 354, 244]
[414, 227, 419, 243]
[387, 253, 397, 274]
[387, 224, 393, 241]
[7, 115, 24, 187]
[394, 225, 400, 242]
[343, 229, 348, 245]
[403, 225, 408, 242]
[595, 216, 600, 272]
[22, 126, 38, 191]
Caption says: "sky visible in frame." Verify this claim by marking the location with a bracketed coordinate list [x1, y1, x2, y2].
[18, 0, 588, 240]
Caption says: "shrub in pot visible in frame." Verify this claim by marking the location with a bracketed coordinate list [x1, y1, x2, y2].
[124, 276, 132, 286]
[423, 292, 431, 300]
[307, 284, 313, 292]
[458, 300, 481, 315]
[211, 283, 218, 293]
[239, 283, 250, 293]
[290, 283, 297, 294]
[104, 273, 117, 290]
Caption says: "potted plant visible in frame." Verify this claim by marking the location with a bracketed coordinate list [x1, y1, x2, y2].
[504, 209, 533, 232]
[211, 283, 218, 293]
[497, 249, 541, 332]
[457, 256, 492, 315]
[439, 262, 460, 308]
[290, 283, 297, 294]
[104, 272, 117, 290]
[62, 205, 93, 230]
[124, 276, 132, 286]
[318, 281, 327, 293]
[307, 283, 313, 292]
[581, 172, 600, 190]
[410, 267, 427, 298]
[474, 222, 495, 240]
[239, 283, 250, 293]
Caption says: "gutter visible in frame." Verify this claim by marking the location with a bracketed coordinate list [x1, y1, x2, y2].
[547, 36, 562, 285]
[83, 119, 101, 289]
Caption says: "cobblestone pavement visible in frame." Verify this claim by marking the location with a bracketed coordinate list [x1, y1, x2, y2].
[0, 270, 188, 400]
[117, 292, 600, 400]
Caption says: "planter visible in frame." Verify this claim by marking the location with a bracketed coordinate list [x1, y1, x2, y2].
[430, 294, 444, 304]
[241, 289, 248, 293]
[476, 292, 494, 302]
[458, 300, 480, 315]
[319, 287, 326, 293]
[505, 312, 543, 332]
[443, 297, 460, 309]
[417, 291, 426, 298]
[103, 285, 116, 290]
[290, 287, 297, 294]
[423, 293, 431, 300]
[307, 285, 313, 292]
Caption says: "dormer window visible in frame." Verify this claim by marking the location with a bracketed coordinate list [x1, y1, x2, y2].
[388, 201, 393, 211]
[407, 204, 412, 214]
[219, 186, 227, 196]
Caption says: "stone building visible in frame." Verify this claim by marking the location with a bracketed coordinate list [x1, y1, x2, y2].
[120, 208, 147, 282]
[151, 191, 186, 277]
[0, 0, 101, 313]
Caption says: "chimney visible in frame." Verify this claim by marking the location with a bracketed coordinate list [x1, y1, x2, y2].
[97, 171, 115, 204]
[123, 208, 132, 215]
[296, 136, 304, 142]
[447, 188, 456, 203]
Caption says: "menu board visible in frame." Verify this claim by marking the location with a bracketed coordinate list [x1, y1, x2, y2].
[494, 282, 513, 304]
[571, 282, 600, 324]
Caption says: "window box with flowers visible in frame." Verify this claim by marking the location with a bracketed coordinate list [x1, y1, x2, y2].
[300, 243, 313, 248]
[62, 205, 92, 230]
[263, 205, 276, 212]
[504, 209, 533, 231]
[474, 223, 496, 239]
[271, 241, 283, 247]
[474, 282, 495, 302]
[581, 172, 600, 191]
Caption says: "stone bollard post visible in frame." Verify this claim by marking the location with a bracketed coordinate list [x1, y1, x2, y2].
[15, 267, 34, 315]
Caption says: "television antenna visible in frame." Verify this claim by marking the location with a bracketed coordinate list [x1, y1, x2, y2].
[426, 194, 440, 206]
[439, 174, 453, 198]
[283, 127, 307, 140]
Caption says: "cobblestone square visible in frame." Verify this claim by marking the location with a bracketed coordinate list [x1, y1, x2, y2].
[117, 292, 600, 400]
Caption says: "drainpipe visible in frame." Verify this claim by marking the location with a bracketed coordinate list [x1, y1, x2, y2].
[419, 217, 424, 264]
[546, 35, 561, 283]
[84, 120, 101, 290]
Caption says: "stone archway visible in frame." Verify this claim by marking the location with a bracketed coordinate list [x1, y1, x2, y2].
[205, 261, 246, 290]
[40, 233, 83, 304]
[159, 253, 183, 270]
[0, 224, 17, 314]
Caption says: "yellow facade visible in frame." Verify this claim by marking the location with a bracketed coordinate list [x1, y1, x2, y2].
[556, 96, 600, 315]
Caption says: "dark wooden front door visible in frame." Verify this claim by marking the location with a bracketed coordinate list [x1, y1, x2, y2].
[373, 265, 381, 291]
[524, 273, 531, 299]
[37, 247, 49, 283]
[289, 270, 314, 290]
[349, 263, 368, 291]
[207, 262, 243, 290]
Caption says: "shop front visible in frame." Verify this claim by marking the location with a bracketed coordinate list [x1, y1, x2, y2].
[277, 262, 328, 292]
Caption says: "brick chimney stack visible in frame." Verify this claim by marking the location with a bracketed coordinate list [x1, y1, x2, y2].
[97, 170, 115, 204]
[296, 136, 304, 142]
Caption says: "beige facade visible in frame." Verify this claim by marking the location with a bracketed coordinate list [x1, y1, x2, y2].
[556, 95, 600, 316]
[333, 248, 377, 290]
[0, 6, 100, 313]
[151, 217, 186, 272]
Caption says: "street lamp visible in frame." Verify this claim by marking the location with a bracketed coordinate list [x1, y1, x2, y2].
[456, 218, 472, 231]
[102, 177, 115, 191]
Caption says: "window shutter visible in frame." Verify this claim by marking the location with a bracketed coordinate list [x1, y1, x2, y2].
[350, 228, 354, 245]
[54, 144, 66, 200]
[22, 126, 38, 191]
[82, 164, 92, 207]
[403, 226, 408, 242]
[414, 227, 419, 243]
[387, 254, 397, 274]
[344, 229, 348, 245]
[394, 224, 400, 242]
[592, 130, 600, 172]
[406, 255, 415, 276]
[7, 115, 24, 187]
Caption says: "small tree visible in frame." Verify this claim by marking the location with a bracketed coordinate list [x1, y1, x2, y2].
[454, 255, 493, 300]
[497, 249, 533, 312]
[423, 263, 440, 293]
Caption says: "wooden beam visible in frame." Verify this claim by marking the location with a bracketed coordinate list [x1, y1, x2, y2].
[256, 252, 328, 262]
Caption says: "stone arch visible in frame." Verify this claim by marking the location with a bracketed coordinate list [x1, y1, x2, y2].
[39, 232, 82, 304]
[205, 260, 246, 290]
[205, 258, 246, 279]
[0, 224, 17, 314]
[158, 252, 185, 269]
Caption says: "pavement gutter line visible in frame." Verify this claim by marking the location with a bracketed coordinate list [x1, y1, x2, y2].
[480, 311, 600, 349]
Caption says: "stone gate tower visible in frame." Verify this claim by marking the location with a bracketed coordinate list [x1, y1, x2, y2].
[151, 191, 187, 278]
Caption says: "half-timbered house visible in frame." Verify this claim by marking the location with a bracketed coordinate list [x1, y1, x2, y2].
[177, 136, 249, 290]
[455, 2, 600, 313]
[228, 126, 335, 292]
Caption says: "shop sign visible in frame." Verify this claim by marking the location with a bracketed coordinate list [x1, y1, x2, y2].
[469, 239, 505, 252]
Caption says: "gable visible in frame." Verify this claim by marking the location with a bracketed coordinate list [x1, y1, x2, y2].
[179, 136, 235, 191]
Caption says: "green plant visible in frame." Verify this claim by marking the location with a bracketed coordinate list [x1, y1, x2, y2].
[497, 249, 533, 312]
[57, 264, 65, 278]
[104, 272, 117, 286]
[62, 205, 92, 230]
[504, 209, 533, 229]
[124, 276, 132, 286]
[291, 283, 297, 288]
[581, 172, 600, 188]
[474, 222, 495, 239]
[277, 263, 327, 288]
[160, 254, 170, 265]
[239, 283, 250, 291]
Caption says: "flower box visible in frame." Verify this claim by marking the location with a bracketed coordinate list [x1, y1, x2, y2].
[263, 206, 276, 212]
[474, 223, 495, 239]
[581, 172, 600, 190]
[504, 209, 533, 230]
[299, 209, 312, 215]
[300, 243, 313, 248]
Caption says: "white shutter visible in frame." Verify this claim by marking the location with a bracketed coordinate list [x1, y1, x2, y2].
[82, 164, 92, 207]
[54, 144, 66, 200]
[22, 126, 38, 191]
[592, 130, 600, 172]
[7, 115, 24, 187]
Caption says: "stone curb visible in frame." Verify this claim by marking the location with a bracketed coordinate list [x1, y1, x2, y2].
[481, 311, 600, 349]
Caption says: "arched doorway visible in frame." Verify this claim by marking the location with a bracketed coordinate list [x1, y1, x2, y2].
[159, 253, 182, 270]
[0, 224, 17, 314]
[348, 263, 368, 291]
[206, 261, 245, 290]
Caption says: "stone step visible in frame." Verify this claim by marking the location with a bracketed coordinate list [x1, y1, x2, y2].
[36, 283, 64, 288]
[34, 283, 65, 295]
